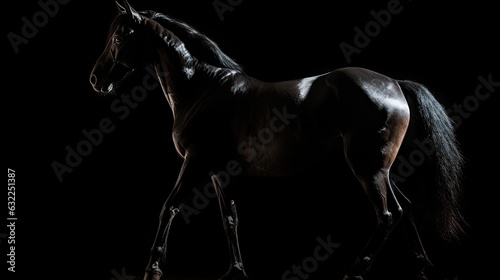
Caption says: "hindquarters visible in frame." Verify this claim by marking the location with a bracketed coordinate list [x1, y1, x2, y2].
[322, 67, 411, 172]
[296, 67, 412, 186]
[320, 68, 440, 278]
[322, 68, 466, 243]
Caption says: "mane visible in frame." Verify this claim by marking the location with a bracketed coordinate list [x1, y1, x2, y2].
[141, 10, 244, 73]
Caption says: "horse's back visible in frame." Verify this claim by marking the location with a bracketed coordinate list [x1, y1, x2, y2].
[232, 67, 412, 176]
[318, 67, 410, 130]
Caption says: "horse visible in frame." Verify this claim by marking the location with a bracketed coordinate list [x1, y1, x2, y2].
[89, 1, 466, 279]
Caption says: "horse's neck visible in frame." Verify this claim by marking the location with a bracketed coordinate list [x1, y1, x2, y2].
[152, 46, 240, 120]
[152, 58, 177, 116]
[145, 18, 250, 120]
[151, 40, 194, 117]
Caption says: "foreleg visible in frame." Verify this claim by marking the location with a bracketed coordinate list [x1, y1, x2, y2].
[143, 157, 207, 280]
[212, 175, 249, 280]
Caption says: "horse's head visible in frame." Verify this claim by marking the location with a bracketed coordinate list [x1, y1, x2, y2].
[89, 0, 153, 94]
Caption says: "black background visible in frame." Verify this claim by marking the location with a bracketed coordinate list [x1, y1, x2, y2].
[4, 0, 498, 279]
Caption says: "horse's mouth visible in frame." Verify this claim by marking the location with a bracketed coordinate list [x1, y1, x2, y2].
[91, 80, 114, 94]
[94, 81, 114, 94]
[94, 69, 136, 94]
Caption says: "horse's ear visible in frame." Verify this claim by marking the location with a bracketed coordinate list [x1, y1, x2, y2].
[116, 1, 126, 14]
[119, 0, 142, 23]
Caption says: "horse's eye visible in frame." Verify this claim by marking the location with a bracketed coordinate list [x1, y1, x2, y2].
[114, 34, 123, 45]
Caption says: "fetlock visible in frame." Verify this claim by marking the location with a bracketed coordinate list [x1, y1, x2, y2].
[415, 254, 432, 280]
[344, 255, 372, 280]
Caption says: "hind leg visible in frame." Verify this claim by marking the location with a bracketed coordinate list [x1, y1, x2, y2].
[341, 126, 408, 279]
[343, 170, 404, 279]
[391, 182, 433, 279]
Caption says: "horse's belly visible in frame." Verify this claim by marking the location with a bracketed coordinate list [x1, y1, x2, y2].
[236, 127, 303, 176]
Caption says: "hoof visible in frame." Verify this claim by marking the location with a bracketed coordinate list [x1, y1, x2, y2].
[218, 266, 249, 280]
[142, 274, 161, 280]
[143, 267, 163, 280]
[343, 256, 370, 280]
[416, 274, 428, 280]
[343, 275, 363, 280]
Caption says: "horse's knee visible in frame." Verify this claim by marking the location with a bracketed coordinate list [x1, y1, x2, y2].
[150, 246, 164, 260]
[377, 211, 391, 226]
[378, 208, 403, 229]
[392, 205, 404, 223]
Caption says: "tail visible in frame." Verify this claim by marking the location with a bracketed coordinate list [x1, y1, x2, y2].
[398, 80, 467, 244]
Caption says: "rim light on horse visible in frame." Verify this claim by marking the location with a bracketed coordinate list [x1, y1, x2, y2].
[90, 1, 466, 279]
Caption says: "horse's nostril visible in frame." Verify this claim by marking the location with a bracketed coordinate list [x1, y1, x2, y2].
[89, 73, 98, 86]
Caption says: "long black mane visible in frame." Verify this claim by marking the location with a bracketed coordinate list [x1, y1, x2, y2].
[141, 10, 244, 72]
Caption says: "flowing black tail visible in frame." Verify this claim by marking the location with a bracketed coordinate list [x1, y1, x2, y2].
[398, 80, 467, 244]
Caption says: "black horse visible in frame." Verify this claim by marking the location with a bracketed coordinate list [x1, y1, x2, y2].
[89, 1, 466, 279]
